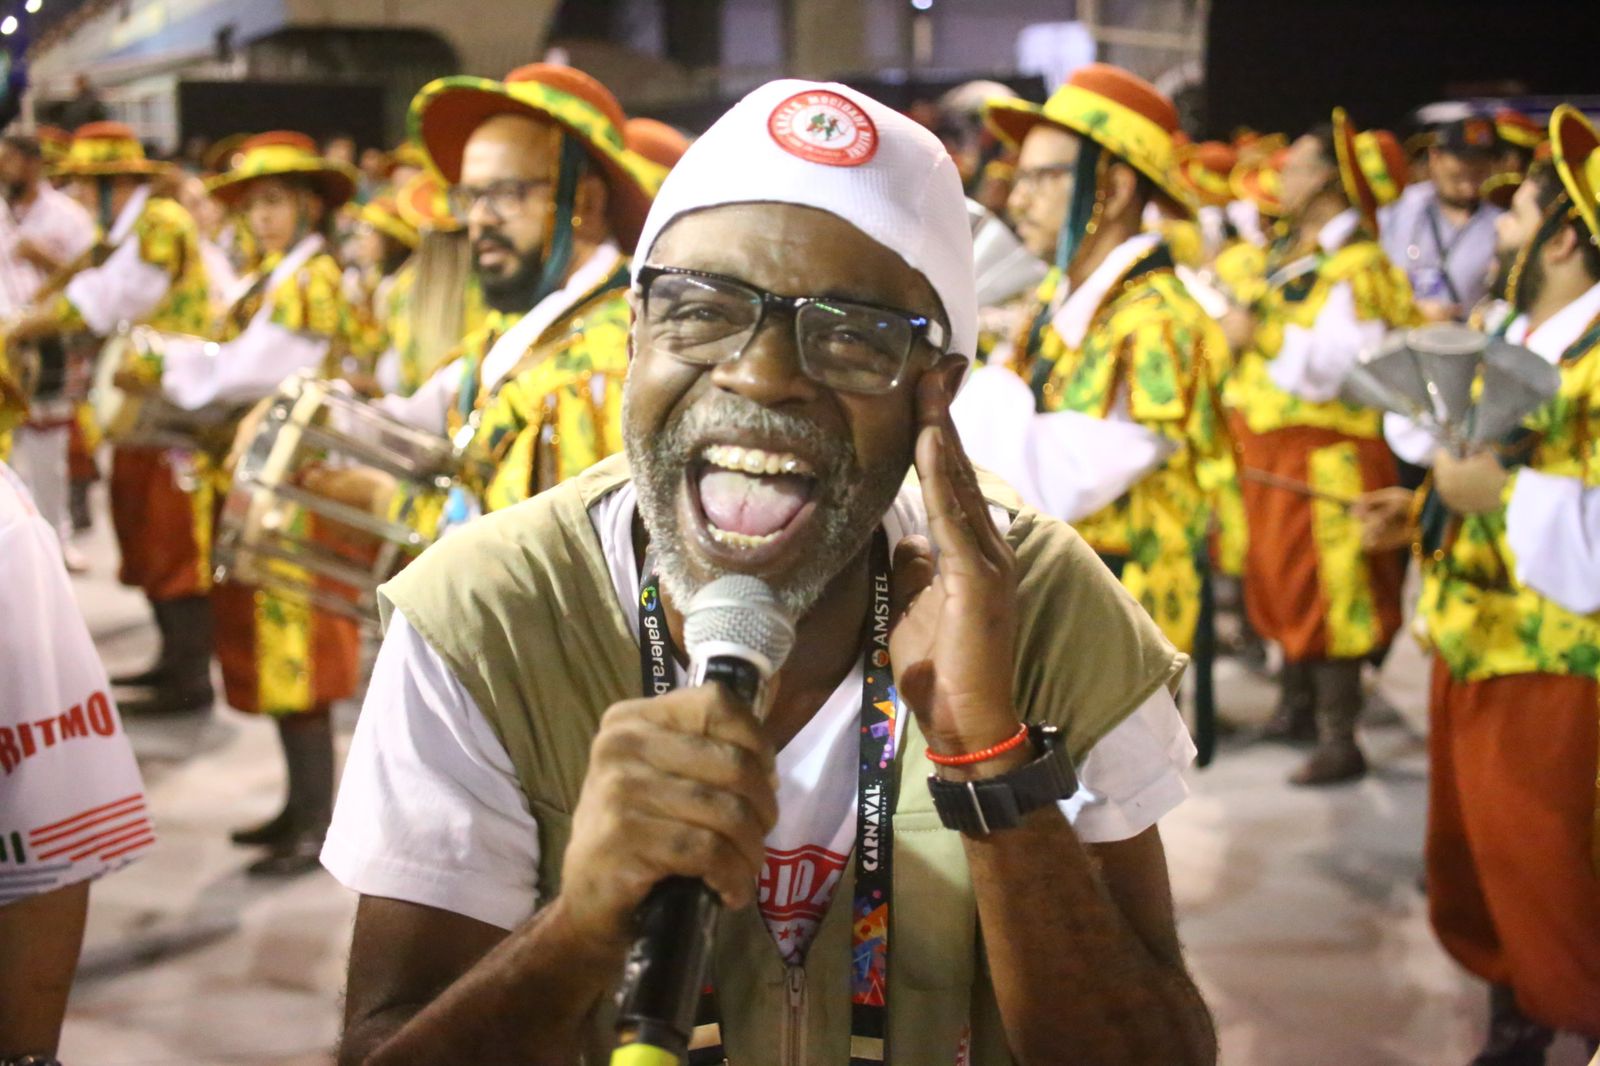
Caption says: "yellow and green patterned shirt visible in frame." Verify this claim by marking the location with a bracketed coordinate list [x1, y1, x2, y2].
[1420, 317, 1600, 682]
[394, 265, 633, 539]
[1034, 243, 1232, 650]
[54, 195, 211, 339]
[1224, 237, 1417, 438]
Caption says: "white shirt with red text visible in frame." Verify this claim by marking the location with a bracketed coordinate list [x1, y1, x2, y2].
[0, 463, 152, 905]
[323, 482, 1196, 955]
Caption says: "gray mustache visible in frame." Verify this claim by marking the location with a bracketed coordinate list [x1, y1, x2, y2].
[664, 395, 851, 476]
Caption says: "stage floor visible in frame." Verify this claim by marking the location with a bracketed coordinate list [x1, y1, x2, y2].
[52, 488, 1593, 1066]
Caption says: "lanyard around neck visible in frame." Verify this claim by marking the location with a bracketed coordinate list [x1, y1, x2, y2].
[635, 532, 897, 1065]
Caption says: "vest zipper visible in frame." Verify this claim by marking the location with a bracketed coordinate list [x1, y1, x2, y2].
[782, 964, 807, 1066]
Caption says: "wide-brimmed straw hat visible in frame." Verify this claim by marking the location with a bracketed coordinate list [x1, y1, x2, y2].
[53, 122, 170, 179]
[395, 171, 462, 233]
[1334, 108, 1408, 232]
[409, 63, 666, 248]
[985, 63, 1190, 215]
[350, 194, 420, 249]
[1176, 140, 1239, 209]
[206, 131, 359, 210]
[1550, 104, 1600, 242]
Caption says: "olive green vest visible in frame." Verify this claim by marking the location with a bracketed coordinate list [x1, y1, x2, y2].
[379, 454, 1185, 1065]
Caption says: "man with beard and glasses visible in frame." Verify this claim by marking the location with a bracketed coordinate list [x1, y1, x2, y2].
[1219, 111, 1418, 786]
[323, 80, 1214, 1066]
[953, 64, 1233, 661]
[1381, 116, 1504, 323]
[1359, 107, 1600, 1064]
[371, 64, 666, 528]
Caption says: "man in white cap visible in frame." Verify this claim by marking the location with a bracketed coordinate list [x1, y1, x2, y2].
[325, 81, 1214, 1065]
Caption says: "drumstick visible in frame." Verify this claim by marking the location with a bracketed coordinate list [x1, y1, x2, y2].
[1239, 467, 1358, 507]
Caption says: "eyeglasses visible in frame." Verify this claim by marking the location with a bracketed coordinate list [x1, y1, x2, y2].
[636, 266, 950, 395]
[446, 177, 552, 221]
[1011, 162, 1075, 193]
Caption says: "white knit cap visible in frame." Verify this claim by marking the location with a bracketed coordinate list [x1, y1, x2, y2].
[633, 79, 977, 359]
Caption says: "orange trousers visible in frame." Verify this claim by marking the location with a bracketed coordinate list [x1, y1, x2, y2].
[209, 494, 361, 716]
[1427, 660, 1600, 1036]
[1234, 419, 1404, 662]
[108, 445, 211, 602]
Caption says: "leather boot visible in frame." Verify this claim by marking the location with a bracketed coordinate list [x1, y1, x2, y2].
[69, 479, 92, 533]
[111, 598, 173, 688]
[118, 596, 214, 715]
[246, 709, 334, 877]
[1290, 660, 1367, 786]
[1469, 984, 1553, 1065]
[1259, 661, 1317, 743]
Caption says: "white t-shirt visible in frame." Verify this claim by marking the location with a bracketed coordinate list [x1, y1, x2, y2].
[0, 463, 153, 905]
[323, 484, 1196, 955]
[0, 184, 95, 314]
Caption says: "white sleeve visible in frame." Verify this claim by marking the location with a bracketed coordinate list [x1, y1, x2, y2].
[373, 357, 461, 433]
[1383, 411, 1438, 467]
[1268, 282, 1387, 403]
[1025, 410, 1177, 523]
[321, 610, 543, 931]
[1063, 686, 1195, 843]
[0, 470, 152, 904]
[161, 314, 330, 410]
[62, 238, 172, 336]
[951, 364, 1175, 524]
[1506, 469, 1600, 615]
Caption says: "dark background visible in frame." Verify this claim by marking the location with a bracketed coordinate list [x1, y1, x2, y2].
[177, 81, 386, 149]
[1206, 0, 1596, 135]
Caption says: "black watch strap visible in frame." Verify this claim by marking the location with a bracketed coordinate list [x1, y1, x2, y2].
[927, 723, 1079, 835]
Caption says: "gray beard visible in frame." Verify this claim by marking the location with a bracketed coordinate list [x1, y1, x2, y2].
[623, 386, 906, 620]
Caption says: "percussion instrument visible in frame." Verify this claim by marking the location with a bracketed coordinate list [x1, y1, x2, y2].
[90, 326, 248, 452]
[1340, 323, 1561, 454]
[969, 199, 1048, 309]
[213, 371, 456, 622]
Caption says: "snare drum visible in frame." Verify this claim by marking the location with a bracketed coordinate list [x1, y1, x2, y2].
[213, 372, 457, 622]
[90, 326, 246, 451]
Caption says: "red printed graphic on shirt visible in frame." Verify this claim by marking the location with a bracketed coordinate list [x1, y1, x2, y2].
[758, 842, 849, 963]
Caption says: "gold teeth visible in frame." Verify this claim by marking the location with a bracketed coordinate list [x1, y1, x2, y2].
[701, 444, 815, 477]
[707, 524, 781, 549]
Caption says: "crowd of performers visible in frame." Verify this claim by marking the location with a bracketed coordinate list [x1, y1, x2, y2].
[0, 58, 1595, 1059]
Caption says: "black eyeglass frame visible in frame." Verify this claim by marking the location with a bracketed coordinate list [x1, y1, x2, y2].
[634, 264, 952, 394]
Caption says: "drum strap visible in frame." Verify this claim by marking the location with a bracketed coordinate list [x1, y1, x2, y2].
[636, 532, 897, 1065]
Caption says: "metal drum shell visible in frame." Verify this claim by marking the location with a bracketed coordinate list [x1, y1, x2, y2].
[213, 372, 457, 624]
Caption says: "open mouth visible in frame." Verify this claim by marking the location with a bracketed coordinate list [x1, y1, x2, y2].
[689, 443, 819, 552]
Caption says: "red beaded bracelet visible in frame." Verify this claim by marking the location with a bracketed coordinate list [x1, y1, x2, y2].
[924, 722, 1030, 767]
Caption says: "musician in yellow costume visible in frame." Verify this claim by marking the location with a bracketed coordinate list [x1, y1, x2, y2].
[344, 193, 420, 383]
[1361, 105, 1600, 1059]
[375, 63, 665, 531]
[3, 123, 213, 714]
[361, 174, 487, 398]
[1220, 110, 1417, 785]
[160, 132, 364, 875]
[956, 64, 1231, 659]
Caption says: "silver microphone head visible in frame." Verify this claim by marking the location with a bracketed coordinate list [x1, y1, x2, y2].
[683, 575, 797, 681]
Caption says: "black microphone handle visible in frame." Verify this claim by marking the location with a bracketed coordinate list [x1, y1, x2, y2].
[613, 655, 766, 1055]
[615, 876, 721, 1055]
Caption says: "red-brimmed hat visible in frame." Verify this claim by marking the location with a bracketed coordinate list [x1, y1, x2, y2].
[409, 63, 667, 249]
[1176, 140, 1239, 209]
[984, 63, 1189, 214]
[624, 117, 691, 172]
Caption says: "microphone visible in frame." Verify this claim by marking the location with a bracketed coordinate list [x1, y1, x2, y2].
[612, 575, 796, 1065]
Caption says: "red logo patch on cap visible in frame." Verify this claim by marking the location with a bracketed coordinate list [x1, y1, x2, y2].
[768, 90, 879, 167]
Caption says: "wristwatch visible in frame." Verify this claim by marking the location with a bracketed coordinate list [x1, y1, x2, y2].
[927, 723, 1079, 835]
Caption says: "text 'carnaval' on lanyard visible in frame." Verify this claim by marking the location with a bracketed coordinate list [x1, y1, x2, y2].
[636, 532, 897, 1066]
